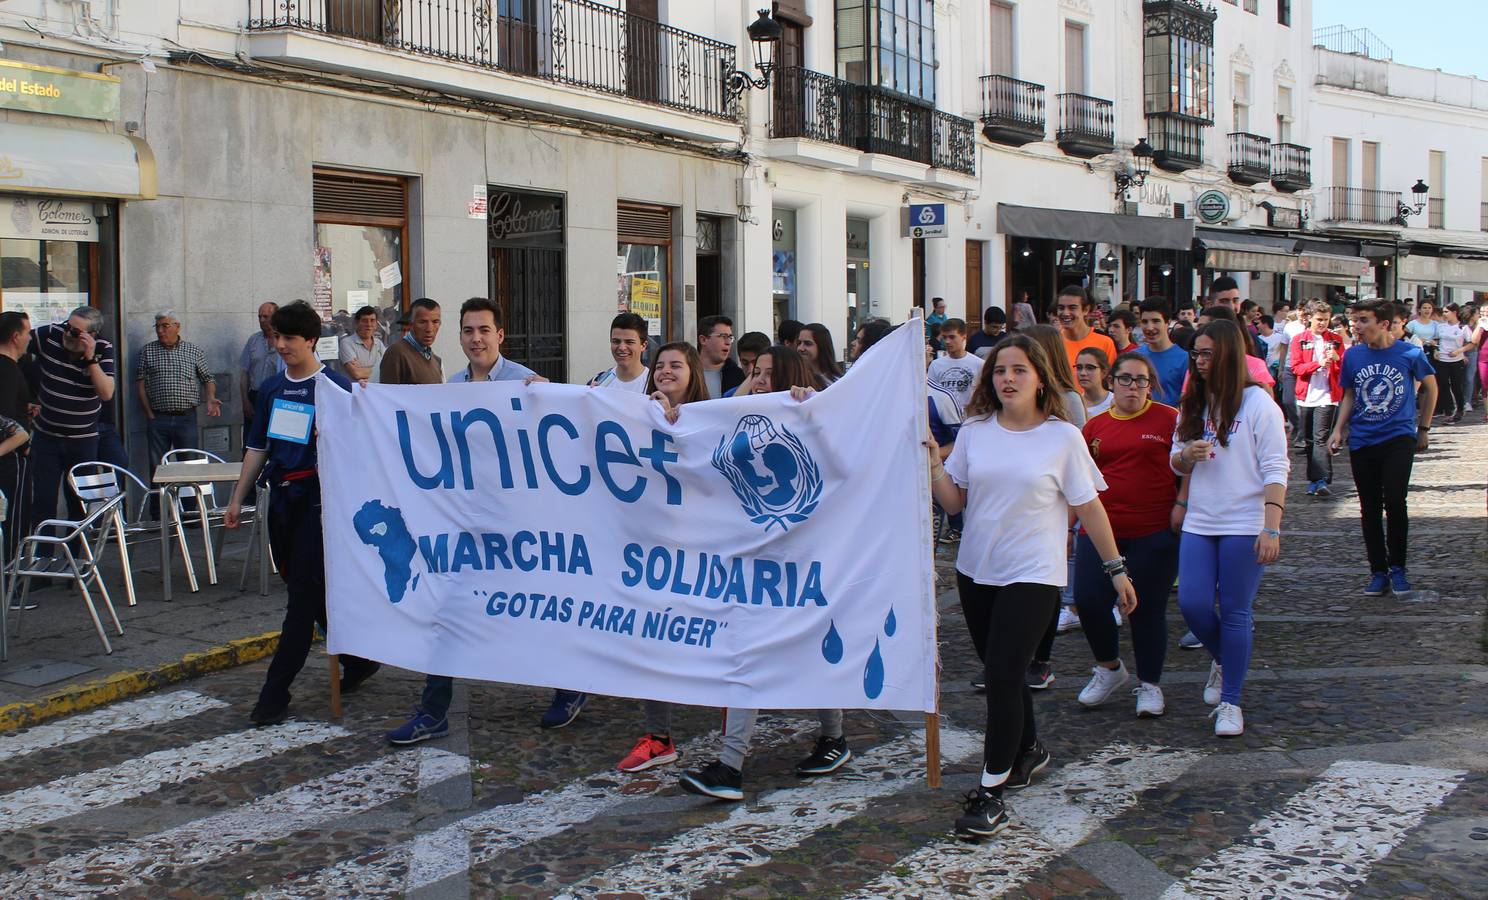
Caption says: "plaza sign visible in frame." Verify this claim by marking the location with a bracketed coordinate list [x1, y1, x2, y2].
[0, 60, 120, 121]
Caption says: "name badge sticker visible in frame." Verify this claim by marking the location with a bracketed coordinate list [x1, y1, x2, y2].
[267, 399, 315, 445]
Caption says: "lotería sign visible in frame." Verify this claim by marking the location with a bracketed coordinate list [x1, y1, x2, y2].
[1, 195, 100, 241]
[0, 60, 120, 121]
[906, 203, 947, 239]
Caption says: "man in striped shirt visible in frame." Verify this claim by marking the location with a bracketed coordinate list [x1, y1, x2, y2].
[30, 306, 116, 528]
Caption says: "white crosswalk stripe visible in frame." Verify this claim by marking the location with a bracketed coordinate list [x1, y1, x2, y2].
[251, 717, 815, 899]
[0, 721, 349, 833]
[555, 726, 982, 899]
[1161, 760, 1465, 899]
[849, 743, 1206, 898]
[0, 691, 227, 764]
[0, 746, 460, 897]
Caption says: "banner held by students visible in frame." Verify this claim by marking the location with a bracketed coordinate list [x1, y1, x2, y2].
[317, 321, 935, 712]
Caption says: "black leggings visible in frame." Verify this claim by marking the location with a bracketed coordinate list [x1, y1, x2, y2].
[1073, 530, 1178, 684]
[1435, 359, 1466, 417]
[957, 574, 1060, 780]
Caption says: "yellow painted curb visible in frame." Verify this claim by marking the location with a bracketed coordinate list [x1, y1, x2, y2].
[0, 630, 283, 734]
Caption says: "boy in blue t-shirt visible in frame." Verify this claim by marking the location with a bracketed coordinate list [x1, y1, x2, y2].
[225, 300, 379, 726]
[1328, 299, 1438, 598]
[1135, 298, 1189, 405]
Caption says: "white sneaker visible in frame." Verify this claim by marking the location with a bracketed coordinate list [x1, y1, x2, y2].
[1056, 606, 1081, 633]
[1211, 702, 1244, 737]
[1202, 661, 1223, 706]
[1111, 606, 1123, 627]
[1134, 682, 1165, 718]
[1077, 662, 1129, 707]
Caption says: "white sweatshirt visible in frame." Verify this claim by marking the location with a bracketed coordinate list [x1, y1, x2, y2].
[1171, 386, 1289, 536]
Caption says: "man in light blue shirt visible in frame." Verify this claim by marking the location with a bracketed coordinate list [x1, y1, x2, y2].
[388, 296, 542, 746]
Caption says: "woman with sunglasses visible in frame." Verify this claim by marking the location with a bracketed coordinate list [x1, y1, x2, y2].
[1075, 347, 1113, 417]
[1170, 320, 1288, 738]
[1073, 353, 1182, 717]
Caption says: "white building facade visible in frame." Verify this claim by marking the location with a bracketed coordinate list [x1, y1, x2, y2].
[1309, 32, 1488, 306]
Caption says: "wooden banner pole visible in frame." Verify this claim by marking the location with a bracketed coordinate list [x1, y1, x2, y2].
[925, 710, 942, 789]
[328, 652, 343, 719]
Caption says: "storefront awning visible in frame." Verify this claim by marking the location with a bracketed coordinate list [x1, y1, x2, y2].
[1296, 252, 1369, 278]
[997, 203, 1194, 251]
[1399, 254, 1488, 289]
[1196, 229, 1300, 273]
[0, 121, 156, 200]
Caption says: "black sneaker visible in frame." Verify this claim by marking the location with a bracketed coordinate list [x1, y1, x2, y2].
[795, 735, 852, 776]
[678, 759, 743, 801]
[970, 675, 986, 691]
[1004, 741, 1051, 790]
[340, 661, 382, 694]
[1024, 661, 1055, 690]
[954, 787, 1008, 840]
[249, 701, 289, 727]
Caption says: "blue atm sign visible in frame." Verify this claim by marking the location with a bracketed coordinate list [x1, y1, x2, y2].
[906, 203, 947, 239]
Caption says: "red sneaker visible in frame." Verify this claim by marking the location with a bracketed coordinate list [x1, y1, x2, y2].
[618, 733, 680, 773]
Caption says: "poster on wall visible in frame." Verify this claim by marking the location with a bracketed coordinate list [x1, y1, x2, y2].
[629, 275, 663, 336]
[2, 291, 87, 326]
[312, 247, 333, 321]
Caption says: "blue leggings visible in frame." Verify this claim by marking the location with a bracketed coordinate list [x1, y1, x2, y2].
[1177, 533, 1264, 705]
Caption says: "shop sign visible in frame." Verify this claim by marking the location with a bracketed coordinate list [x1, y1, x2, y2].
[1195, 190, 1231, 225]
[1297, 253, 1369, 277]
[905, 203, 946, 239]
[488, 189, 564, 245]
[1, 195, 100, 241]
[0, 60, 120, 121]
[1267, 206, 1302, 230]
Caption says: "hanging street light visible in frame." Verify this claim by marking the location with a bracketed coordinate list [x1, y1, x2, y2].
[724, 9, 784, 101]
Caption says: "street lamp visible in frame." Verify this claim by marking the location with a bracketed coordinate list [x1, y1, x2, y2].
[724, 9, 783, 101]
[1113, 139, 1155, 200]
[1394, 179, 1429, 225]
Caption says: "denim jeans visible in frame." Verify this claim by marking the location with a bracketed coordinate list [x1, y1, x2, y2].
[146, 412, 199, 467]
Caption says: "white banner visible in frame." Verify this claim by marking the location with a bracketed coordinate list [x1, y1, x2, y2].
[318, 322, 936, 712]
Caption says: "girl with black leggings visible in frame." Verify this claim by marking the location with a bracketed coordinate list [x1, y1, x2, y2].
[928, 335, 1136, 841]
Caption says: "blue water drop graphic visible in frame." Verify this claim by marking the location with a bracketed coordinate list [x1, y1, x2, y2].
[884, 606, 897, 637]
[863, 639, 885, 699]
[821, 620, 844, 665]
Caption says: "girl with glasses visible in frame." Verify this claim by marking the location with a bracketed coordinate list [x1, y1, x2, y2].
[1071, 353, 1183, 718]
[1075, 347, 1113, 416]
[1170, 320, 1288, 737]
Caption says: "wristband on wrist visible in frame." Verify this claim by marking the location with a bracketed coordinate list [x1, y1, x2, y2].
[1264, 500, 1285, 512]
[1175, 499, 1188, 508]
[1101, 555, 1126, 573]
[1260, 527, 1281, 538]
[1106, 565, 1129, 581]
[930, 471, 947, 484]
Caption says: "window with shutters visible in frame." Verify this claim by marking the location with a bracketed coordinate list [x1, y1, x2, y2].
[1232, 71, 1250, 133]
[617, 203, 674, 342]
[1064, 22, 1086, 94]
[1429, 150, 1445, 228]
[989, 2, 1014, 77]
[1275, 85, 1293, 143]
[312, 169, 410, 344]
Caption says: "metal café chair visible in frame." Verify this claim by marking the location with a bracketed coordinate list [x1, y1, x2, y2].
[159, 448, 260, 588]
[3, 493, 127, 658]
[68, 461, 198, 607]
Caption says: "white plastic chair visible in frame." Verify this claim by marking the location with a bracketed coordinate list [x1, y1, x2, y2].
[3, 493, 126, 657]
[68, 461, 200, 607]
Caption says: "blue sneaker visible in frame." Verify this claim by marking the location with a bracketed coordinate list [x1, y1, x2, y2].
[1305, 480, 1319, 496]
[540, 690, 589, 729]
[1178, 630, 1203, 650]
[1388, 566, 1414, 595]
[1364, 572, 1389, 596]
[386, 709, 448, 746]
[1315, 481, 1332, 498]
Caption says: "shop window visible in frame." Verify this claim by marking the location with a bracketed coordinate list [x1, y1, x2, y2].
[0, 196, 98, 326]
[489, 187, 567, 380]
[618, 203, 674, 342]
[312, 169, 409, 343]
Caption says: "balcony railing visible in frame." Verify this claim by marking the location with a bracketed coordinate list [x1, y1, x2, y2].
[1227, 132, 1271, 185]
[931, 110, 977, 175]
[247, 0, 737, 120]
[1270, 142, 1312, 192]
[770, 66, 856, 148]
[1055, 93, 1114, 158]
[769, 69, 975, 175]
[1320, 187, 1403, 225]
[979, 74, 1046, 146]
[1147, 113, 1204, 172]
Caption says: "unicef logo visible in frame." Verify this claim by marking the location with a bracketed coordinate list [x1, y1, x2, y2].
[712, 415, 822, 532]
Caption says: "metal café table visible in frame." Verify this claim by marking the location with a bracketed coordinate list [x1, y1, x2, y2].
[152, 462, 268, 601]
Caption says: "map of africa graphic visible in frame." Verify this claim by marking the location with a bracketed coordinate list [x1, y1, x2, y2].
[352, 500, 419, 604]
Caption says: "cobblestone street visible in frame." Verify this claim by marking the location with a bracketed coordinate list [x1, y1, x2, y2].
[1, 419, 1483, 899]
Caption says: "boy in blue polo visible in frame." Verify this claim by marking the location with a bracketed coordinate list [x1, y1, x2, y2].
[226, 300, 380, 725]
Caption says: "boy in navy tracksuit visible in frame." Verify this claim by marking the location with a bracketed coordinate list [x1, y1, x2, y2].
[225, 300, 379, 725]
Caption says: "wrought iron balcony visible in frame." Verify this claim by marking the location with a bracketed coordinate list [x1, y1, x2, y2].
[1270, 143, 1312, 192]
[770, 66, 856, 149]
[980, 75, 1046, 146]
[931, 110, 977, 175]
[247, 0, 737, 121]
[1320, 187, 1403, 226]
[1055, 93, 1114, 158]
[1147, 113, 1204, 172]
[1228, 132, 1272, 186]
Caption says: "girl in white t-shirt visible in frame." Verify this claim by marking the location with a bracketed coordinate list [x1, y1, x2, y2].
[1170, 320, 1288, 739]
[928, 334, 1136, 841]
